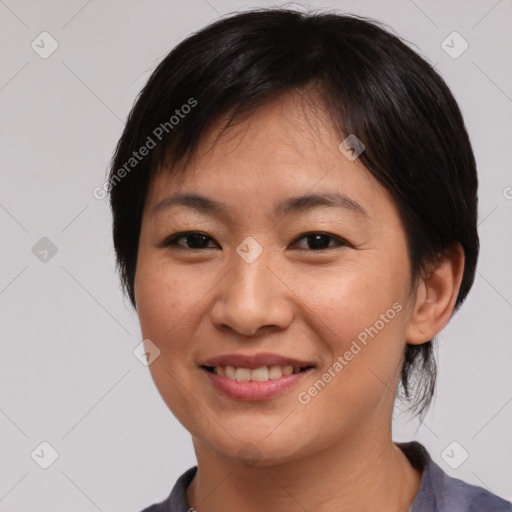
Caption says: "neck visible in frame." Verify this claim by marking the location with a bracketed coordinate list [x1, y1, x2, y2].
[186, 422, 423, 512]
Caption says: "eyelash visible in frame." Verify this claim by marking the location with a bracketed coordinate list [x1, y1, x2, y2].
[162, 231, 348, 251]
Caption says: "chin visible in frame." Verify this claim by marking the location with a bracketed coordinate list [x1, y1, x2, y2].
[193, 426, 315, 468]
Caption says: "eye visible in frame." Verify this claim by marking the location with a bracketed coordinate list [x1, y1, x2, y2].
[162, 231, 348, 251]
[162, 231, 219, 250]
[290, 232, 347, 251]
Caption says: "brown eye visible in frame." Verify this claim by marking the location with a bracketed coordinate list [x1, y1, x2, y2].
[163, 231, 219, 249]
[291, 232, 347, 251]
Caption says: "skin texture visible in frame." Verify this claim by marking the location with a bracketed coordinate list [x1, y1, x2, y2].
[134, 91, 465, 511]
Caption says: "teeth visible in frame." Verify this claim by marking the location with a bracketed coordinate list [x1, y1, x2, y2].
[225, 365, 236, 379]
[268, 365, 284, 379]
[234, 368, 251, 381]
[251, 366, 269, 381]
[214, 364, 304, 381]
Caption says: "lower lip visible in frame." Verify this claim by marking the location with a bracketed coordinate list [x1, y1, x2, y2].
[201, 367, 313, 400]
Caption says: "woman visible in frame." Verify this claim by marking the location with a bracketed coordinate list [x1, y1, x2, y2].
[108, 8, 511, 511]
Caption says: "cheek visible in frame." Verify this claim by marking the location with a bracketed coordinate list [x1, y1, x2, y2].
[292, 258, 409, 403]
[134, 260, 205, 429]
[295, 254, 408, 339]
[135, 257, 203, 340]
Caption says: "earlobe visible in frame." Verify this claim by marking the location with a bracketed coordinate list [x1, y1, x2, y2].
[406, 244, 465, 345]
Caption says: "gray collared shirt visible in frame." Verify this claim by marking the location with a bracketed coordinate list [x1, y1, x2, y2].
[140, 441, 512, 511]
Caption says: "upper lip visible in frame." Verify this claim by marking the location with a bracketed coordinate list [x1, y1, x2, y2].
[200, 352, 316, 370]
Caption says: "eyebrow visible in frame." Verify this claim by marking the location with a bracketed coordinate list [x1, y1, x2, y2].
[151, 191, 367, 218]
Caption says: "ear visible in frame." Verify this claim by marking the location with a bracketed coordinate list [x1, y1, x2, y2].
[406, 244, 465, 345]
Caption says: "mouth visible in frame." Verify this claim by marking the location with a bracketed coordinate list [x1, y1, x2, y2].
[200, 364, 314, 400]
[200, 364, 315, 381]
[198, 353, 316, 400]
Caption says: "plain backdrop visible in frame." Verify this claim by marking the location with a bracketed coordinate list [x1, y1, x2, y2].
[1, 0, 511, 510]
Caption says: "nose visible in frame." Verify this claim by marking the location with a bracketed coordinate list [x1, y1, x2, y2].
[210, 249, 294, 337]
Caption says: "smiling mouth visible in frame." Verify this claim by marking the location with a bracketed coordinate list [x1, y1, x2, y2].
[201, 365, 314, 382]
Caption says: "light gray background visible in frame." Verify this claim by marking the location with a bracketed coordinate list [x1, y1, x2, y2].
[1, 0, 511, 510]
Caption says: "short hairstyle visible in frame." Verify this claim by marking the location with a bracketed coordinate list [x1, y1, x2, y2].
[108, 8, 479, 419]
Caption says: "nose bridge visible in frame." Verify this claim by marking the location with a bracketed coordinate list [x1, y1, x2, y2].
[211, 238, 291, 335]
[232, 242, 272, 294]
[229, 237, 275, 306]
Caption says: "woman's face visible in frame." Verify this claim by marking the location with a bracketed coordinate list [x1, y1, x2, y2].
[134, 93, 418, 465]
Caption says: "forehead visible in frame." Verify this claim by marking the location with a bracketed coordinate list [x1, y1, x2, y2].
[187, 91, 339, 171]
[144, 92, 395, 223]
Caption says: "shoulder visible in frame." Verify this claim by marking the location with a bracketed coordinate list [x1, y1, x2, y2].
[423, 463, 511, 512]
[138, 466, 197, 512]
[398, 441, 512, 512]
